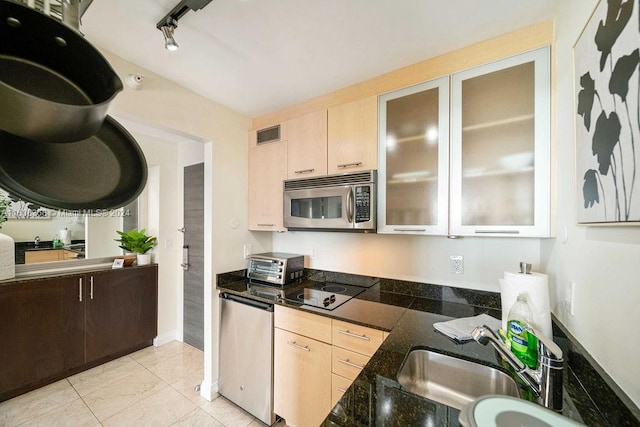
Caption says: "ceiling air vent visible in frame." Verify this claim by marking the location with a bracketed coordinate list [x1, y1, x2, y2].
[256, 125, 281, 145]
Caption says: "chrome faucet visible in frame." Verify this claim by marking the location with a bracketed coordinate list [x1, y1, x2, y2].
[34, 236, 40, 246]
[472, 325, 564, 412]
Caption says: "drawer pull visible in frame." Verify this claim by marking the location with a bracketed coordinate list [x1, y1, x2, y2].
[90, 276, 94, 300]
[338, 329, 370, 341]
[393, 228, 427, 232]
[294, 168, 315, 174]
[337, 162, 363, 169]
[337, 387, 347, 393]
[257, 223, 275, 227]
[474, 230, 520, 234]
[78, 278, 82, 302]
[339, 358, 364, 369]
[287, 341, 310, 352]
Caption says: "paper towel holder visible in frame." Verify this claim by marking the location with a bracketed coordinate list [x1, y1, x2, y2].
[519, 262, 532, 274]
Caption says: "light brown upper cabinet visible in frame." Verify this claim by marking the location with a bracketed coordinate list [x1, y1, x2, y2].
[449, 46, 550, 237]
[248, 137, 288, 232]
[328, 96, 378, 174]
[287, 110, 328, 179]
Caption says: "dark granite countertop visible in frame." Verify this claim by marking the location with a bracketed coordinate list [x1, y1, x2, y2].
[216, 277, 625, 426]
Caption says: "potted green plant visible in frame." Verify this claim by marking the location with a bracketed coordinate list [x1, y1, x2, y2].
[115, 228, 157, 266]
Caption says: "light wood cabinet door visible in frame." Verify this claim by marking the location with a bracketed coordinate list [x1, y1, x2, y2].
[274, 327, 332, 427]
[287, 110, 327, 179]
[328, 96, 378, 174]
[248, 140, 288, 231]
[24, 249, 61, 263]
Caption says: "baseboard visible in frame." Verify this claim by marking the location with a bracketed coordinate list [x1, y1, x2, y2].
[199, 379, 219, 401]
[153, 330, 178, 347]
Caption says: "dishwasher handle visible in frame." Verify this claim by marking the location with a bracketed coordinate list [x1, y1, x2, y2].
[220, 292, 274, 312]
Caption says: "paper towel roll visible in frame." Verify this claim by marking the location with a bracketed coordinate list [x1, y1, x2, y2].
[500, 270, 552, 338]
[60, 229, 71, 246]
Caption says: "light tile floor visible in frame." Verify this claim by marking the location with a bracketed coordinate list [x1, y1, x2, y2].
[0, 341, 282, 427]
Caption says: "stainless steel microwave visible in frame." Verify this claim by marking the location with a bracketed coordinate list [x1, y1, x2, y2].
[283, 170, 376, 232]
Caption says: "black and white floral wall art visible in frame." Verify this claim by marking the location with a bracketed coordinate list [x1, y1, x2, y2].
[575, 0, 640, 223]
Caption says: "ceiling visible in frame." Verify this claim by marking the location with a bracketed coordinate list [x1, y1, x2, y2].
[81, 0, 559, 118]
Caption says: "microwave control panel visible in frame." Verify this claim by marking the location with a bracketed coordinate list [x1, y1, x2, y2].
[355, 185, 371, 223]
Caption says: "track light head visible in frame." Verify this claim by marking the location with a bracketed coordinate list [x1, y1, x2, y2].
[160, 22, 179, 51]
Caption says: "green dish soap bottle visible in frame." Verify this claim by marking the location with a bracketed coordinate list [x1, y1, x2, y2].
[507, 293, 538, 369]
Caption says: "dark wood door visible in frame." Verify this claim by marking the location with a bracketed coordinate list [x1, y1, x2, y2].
[0, 275, 85, 399]
[85, 266, 158, 362]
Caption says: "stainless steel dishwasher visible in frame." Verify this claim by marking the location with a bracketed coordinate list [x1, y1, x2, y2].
[219, 292, 275, 425]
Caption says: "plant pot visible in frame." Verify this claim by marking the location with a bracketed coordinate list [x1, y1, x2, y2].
[121, 253, 137, 267]
[0, 232, 15, 280]
[136, 253, 151, 266]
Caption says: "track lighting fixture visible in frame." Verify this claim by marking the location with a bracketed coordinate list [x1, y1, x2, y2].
[159, 19, 179, 51]
[156, 0, 214, 51]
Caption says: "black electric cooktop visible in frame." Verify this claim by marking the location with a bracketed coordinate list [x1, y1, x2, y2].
[247, 280, 366, 311]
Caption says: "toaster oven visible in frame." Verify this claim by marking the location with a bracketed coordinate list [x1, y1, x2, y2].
[247, 253, 304, 286]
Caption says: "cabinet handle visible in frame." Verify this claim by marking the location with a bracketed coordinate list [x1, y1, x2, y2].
[338, 329, 370, 341]
[337, 162, 363, 169]
[78, 277, 82, 302]
[257, 223, 275, 227]
[90, 276, 94, 300]
[337, 387, 347, 393]
[294, 168, 315, 174]
[474, 230, 520, 234]
[287, 341, 310, 352]
[393, 228, 427, 232]
[338, 358, 364, 369]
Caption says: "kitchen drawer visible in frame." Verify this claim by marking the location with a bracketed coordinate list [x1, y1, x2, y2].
[332, 346, 370, 381]
[332, 320, 384, 356]
[332, 373, 352, 407]
[275, 305, 332, 344]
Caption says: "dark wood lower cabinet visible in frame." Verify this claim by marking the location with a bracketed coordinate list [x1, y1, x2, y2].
[86, 267, 158, 362]
[0, 265, 158, 402]
[0, 275, 85, 398]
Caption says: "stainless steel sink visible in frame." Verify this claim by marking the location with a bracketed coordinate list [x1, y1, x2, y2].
[397, 349, 520, 409]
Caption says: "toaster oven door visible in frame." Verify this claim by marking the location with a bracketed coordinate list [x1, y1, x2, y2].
[284, 186, 354, 229]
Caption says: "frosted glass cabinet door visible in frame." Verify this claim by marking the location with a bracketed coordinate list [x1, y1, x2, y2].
[449, 47, 551, 237]
[378, 77, 449, 235]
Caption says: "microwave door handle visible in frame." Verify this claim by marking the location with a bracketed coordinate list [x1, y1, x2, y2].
[346, 187, 354, 223]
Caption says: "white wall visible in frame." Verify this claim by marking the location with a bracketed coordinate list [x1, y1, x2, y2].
[541, 0, 640, 407]
[271, 1, 640, 408]
[1, 213, 84, 244]
[96, 50, 268, 399]
[274, 232, 540, 291]
[85, 214, 122, 258]
[130, 134, 182, 340]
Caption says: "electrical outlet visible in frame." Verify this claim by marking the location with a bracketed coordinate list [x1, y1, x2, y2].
[450, 255, 464, 274]
[558, 278, 576, 317]
[568, 281, 576, 316]
[243, 244, 252, 259]
[311, 247, 318, 259]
